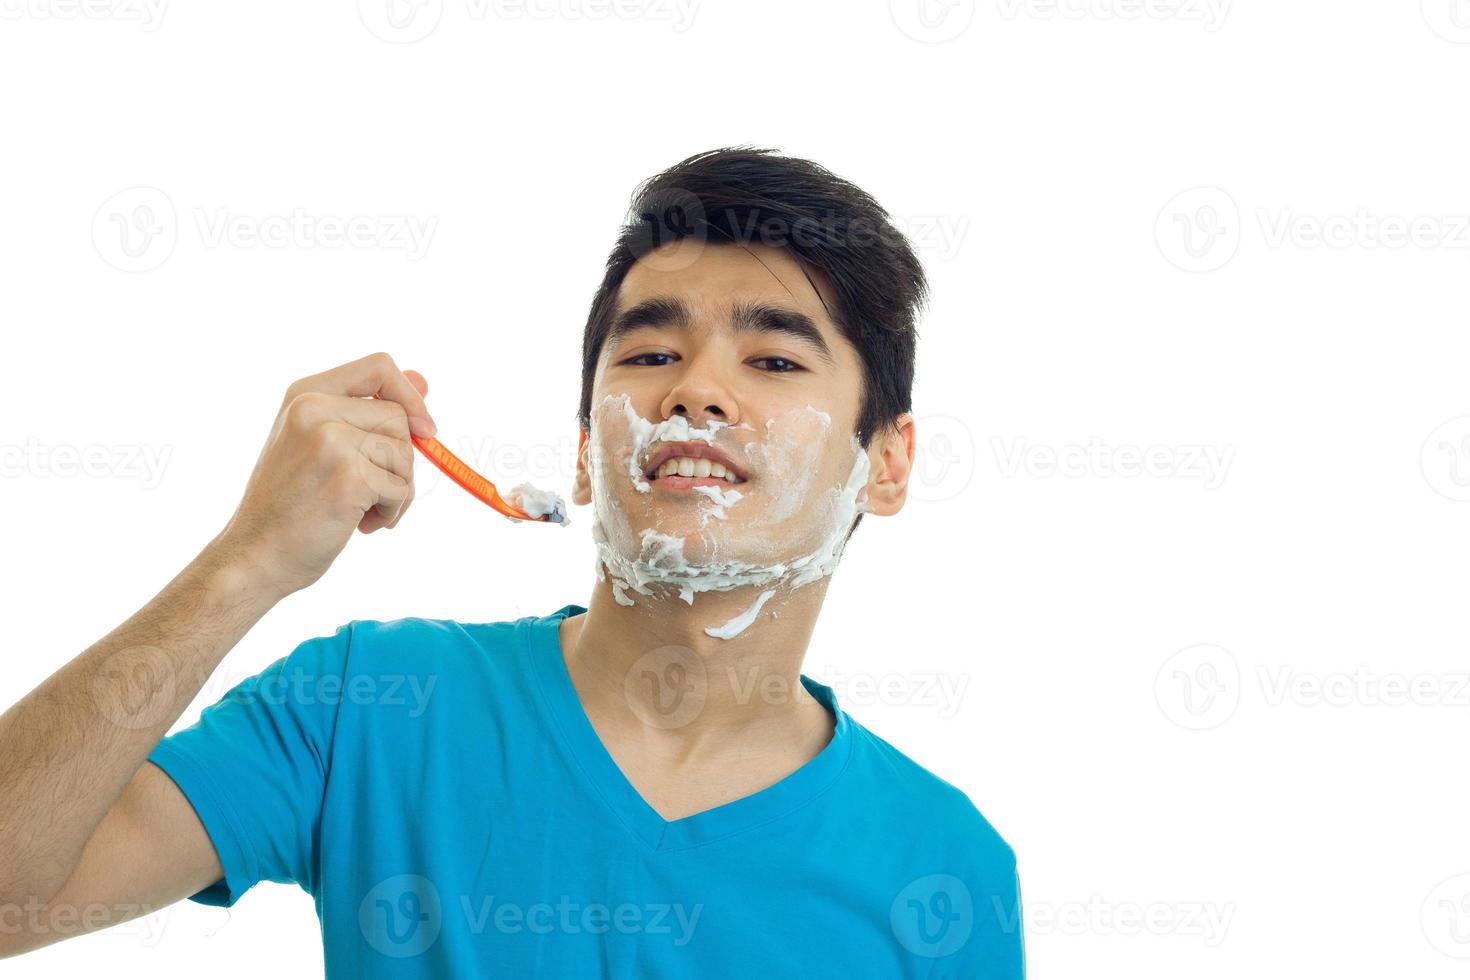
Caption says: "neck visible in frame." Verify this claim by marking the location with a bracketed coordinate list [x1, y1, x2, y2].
[560, 571, 835, 759]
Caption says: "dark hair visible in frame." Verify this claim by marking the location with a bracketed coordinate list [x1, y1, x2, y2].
[578, 145, 928, 538]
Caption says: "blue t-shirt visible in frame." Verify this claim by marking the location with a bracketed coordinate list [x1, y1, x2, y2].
[147, 604, 1024, 978]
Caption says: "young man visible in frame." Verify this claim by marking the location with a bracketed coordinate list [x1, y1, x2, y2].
[0, 147, 1023, 976]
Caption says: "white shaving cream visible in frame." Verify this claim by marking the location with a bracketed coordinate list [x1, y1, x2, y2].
[509, 482, 570, 525]
[587, 393, 871, 639]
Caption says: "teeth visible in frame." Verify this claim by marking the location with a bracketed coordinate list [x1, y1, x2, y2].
[653, 456, 743, 483]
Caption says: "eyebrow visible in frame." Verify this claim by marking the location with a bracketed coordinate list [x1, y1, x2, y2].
[605, 297, 836, 367]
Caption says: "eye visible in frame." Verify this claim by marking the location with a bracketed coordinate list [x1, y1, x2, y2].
[750, 356, 804, 373]
[621, 352, 676, 367]
[618, 352, 804, 373]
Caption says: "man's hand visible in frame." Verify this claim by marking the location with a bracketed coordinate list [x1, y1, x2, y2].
[216, 351, 435, 601]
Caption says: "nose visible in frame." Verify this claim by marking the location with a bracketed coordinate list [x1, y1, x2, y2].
[660, 357, 739, 430]
[669, 401, 728, 428]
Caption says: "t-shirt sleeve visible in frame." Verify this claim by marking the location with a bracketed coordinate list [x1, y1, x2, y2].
[918, 818, 1026, 980]
[970, 852, 1025, 979]
[934, 852, 1029, 980]
[145, 623, 353, 908]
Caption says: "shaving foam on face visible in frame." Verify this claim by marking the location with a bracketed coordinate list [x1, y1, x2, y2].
[704, 588, 776, 640]
[587, 392, 872, 639]
[621, 398, 734, 495]
[690, 483, 742, 519]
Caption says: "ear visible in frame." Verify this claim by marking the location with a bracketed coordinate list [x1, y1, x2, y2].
[572, 426, 592, 507]
[862, 413, 915, 517]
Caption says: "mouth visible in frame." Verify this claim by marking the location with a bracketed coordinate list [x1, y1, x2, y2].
[643, 441, 750, 486]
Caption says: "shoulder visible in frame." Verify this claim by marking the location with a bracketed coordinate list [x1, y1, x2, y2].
[327, 613, 529, 667]
[845, 716, 1017, 871]
[840, 717, 1025, 970]
[304, 612, 560, 701]
[257, 613, 546, 727]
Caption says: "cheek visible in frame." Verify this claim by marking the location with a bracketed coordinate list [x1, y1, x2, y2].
[586, 393, 658, 500]
[726, 405, 839, 525]
[583, 397, 645, 559]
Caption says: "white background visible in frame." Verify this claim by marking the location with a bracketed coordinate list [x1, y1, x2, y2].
[4, 0, 1470, 976]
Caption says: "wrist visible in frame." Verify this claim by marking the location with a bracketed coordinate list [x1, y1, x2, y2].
[197, 533, 289, 610]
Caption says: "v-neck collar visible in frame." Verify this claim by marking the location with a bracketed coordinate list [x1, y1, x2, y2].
[524, 603, 854, 852]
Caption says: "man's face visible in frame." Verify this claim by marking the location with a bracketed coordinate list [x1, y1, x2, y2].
[573, 240, 873, 593]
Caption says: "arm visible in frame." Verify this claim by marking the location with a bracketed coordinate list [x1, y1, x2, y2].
[0, 756, 228, 957]
[0, 543, 275, 923]
[0, 351, 434, 958]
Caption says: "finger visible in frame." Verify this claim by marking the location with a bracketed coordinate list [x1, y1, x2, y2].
[301, 353, 436, 438]
[356, 459, 412, 533]
[403, 369, 429, 398]
[325, 395, 416, 442]
[326, 401, 416, 489]
[355, 423, 414, 484]
[385, 480, 416, 529]
[360, 508, 390, 534]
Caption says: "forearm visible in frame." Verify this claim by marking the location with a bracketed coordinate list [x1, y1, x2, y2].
[0, 535, 281, 907]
